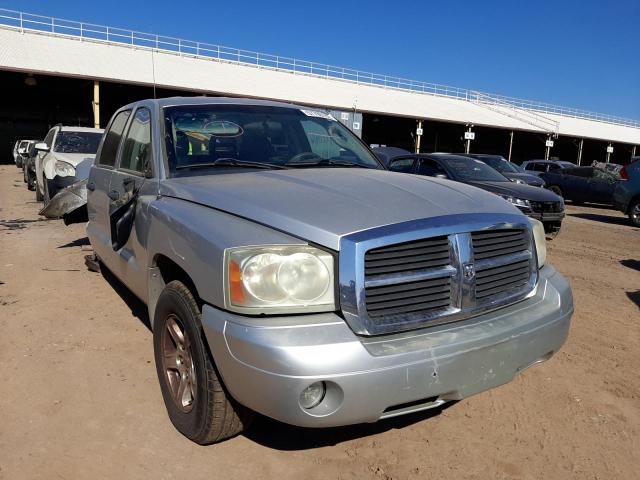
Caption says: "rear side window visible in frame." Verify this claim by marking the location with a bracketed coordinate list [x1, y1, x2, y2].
[389, 158, 414, 172]
[98, 110, 131, 167]
[119, 108, 151, 174]
[417, 159, 448, 177]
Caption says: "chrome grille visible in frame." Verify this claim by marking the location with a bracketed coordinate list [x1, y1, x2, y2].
[340, 215, 538, 336]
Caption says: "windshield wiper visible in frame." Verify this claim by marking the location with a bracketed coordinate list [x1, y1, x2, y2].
[175, 158, 288, 170]
[286, 159, 375, 169]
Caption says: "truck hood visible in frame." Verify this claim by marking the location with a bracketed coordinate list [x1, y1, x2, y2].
[161, 169, 523, 250]
[467, 180, 561, 202]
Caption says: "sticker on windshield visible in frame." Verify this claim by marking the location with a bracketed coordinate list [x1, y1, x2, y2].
[300, 109, 336, 121]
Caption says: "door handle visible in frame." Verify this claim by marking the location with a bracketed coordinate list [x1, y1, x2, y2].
[87, 181, 96, 191]
[108, 190, 120, 201]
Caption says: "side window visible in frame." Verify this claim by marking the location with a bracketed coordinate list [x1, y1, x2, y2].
[389, 158, 414, 172]
[547, 164, 560, 171]
[417, 159, 448, 177]
[120, 108, 151, 174]
[98, 110, 131, 167]
[43, 128, 56, 149]
[532, 163, 547, 172]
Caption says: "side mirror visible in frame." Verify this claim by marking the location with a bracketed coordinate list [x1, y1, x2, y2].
[35, 142, 49, 152]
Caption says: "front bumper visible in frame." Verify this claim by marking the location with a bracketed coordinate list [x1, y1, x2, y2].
[46, 175, 77, 199]
[202, 265, 573, 428]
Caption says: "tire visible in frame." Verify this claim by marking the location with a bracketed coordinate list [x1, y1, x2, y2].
[153, 280, 253, 444]
[35, 177, 44, 202]
[629, 199, 640, 227]
[43, 178, 51, 206]
[27, 171, 35, 191]
[23, 165, 27, 183]
[548, 185, 563, 198]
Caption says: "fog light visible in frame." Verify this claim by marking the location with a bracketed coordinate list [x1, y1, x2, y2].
[299, 382, 326, 409]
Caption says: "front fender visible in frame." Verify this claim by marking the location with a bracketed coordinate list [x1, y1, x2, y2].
[145, 197, 309, 328]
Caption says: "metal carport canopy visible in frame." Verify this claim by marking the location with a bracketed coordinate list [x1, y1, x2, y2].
[1, 26, 639, 145]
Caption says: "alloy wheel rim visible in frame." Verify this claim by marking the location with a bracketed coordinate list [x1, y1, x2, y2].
[162, 314, 197, 413]
[632, 204, 640, 220]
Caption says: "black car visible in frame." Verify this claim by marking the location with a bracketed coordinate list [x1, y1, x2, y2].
[459, 153, 545, 187]
[539, 166, 618, 205]
[385, 152, 565, 237]
[22, 140, 40, 191]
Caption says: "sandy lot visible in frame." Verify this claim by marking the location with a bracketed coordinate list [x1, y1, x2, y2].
[1, 164, 638, 480]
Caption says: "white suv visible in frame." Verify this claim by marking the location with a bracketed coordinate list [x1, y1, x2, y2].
[35, 126, 104, 203]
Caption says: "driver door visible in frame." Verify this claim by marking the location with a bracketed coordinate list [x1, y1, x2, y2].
[107, 107, 154, 300]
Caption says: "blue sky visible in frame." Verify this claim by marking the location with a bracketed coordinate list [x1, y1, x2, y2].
[5, 0, 639, 119]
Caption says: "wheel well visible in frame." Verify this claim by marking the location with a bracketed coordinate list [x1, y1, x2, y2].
[154, 255, 201, 304]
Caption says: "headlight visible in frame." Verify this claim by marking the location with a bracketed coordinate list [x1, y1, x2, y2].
[224, 245, 335, 314]
[529, 218, 546, 268]
[499, 194, 531, 210]
[54, 160, 76, 177]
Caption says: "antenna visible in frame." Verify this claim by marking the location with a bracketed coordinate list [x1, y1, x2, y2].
[151, 43, 157, 99]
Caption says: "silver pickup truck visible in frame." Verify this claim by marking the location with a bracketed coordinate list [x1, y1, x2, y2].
[86, 97, 573, 444]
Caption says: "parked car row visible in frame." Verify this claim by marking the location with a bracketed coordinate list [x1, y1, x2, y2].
[17, 97, 639, 446]
[374, 148, 565, 237]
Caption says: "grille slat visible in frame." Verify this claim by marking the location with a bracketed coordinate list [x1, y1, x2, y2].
[476, 280, 529, 299]
[476, 260, 530, 279]
[367, 298, 452, 318]
[365, 251, 450, 269]
[364, 236, 450, 277]
[366, 283, 451, 304]
[366, 277, 451, 295]
[476, 271, 530, 293]
[367, 291, 451, 311]
[364, 245, 450, 262]
[473, 238, 528, 253]
[365, 238, 450, 256]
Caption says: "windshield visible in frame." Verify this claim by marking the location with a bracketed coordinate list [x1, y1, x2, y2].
[163, 104, 381, 176]
[479, 156, 520, 174]
[54, 131, 103, 154]
[442, 156, 509, 182]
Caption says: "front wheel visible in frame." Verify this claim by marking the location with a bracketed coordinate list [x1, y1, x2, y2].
[629, 199, 640, 227]
[153, 280, 253, 444]
[35, 177, 44, 201]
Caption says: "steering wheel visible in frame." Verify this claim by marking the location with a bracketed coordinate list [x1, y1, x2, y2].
[288, 152, 321, 164]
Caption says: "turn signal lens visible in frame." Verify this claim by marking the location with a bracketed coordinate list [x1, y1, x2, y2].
[529, 218, 547, 268]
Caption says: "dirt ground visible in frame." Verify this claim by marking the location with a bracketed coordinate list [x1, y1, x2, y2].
[1, 164, 638, 480]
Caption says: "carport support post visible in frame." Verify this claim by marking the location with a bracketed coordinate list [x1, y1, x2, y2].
[415, 120, 423, 153]
[545, 135, 552, 160]
[577, 138, 584, 166]
[465, 125, 473, 154]
[92, 81, 100, 129]
[631, 145, 636, 159]
[508, 131, 514, 161]
[606, 143, 612, 163]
